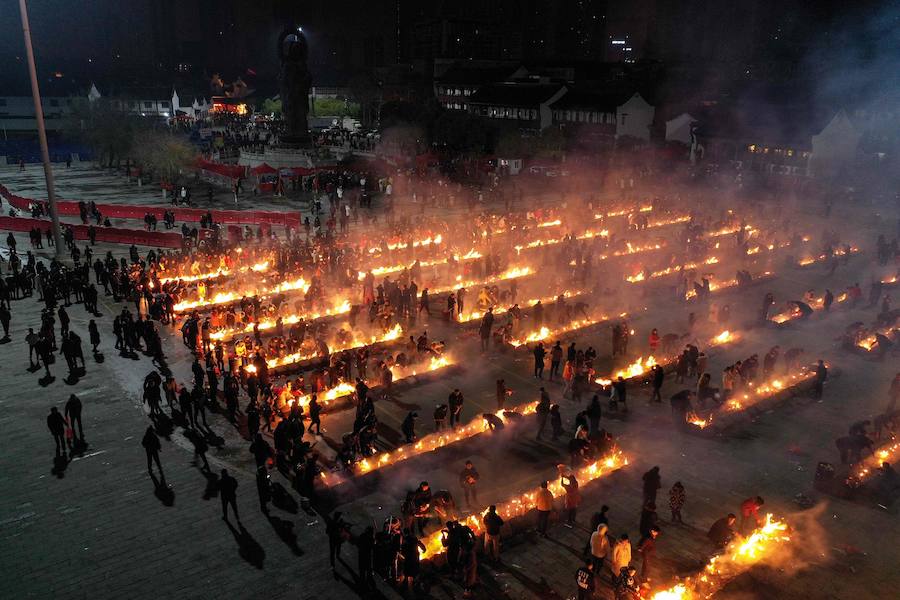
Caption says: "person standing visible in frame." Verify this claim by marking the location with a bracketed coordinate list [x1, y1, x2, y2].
[356, 525, 376, 592]
[535, 481, 554, 537]
[459, 460, 479, 507]
[562, 474, 581, 525]
[0, 304, 10, 340]
[612, 533, 632, 578]
[636, 526, 660, 580]
[483, 505, 504, 562]
[88, 320, 100, 353]
[642, 466, 661, 506]
[47, 407, 67, 456]
[536, 387, 551, 440]
[64, 394, 84, 442]
[219, 468, 240, 522]
[448, 389, 464, 428]
[141, 426, 163, 479]
[813, 360, 828, 399]
[575, 560, 595, 600]
[325, 510, 348, 574]
[549, 341, 563, 381]
[308, 394, 322, 435]
[533, 342, 546, 378]
[479, 308, 494, 352]
[669, 481, 686, 523]
[589, 523, 610, 574]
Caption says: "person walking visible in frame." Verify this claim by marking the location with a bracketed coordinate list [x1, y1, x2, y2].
[813, 360, 828, 399]
[141, 425, 164, 479]
[47, 407, 67, 456]
[562, 474, 581, 525]
[483, 504, 504, 562]
[88, 320, 100, 353]
[219, 468, 240, 522]
[448, 389, 464, 428]
[64, 394, 84, 442]
[535, 481, 554, 537]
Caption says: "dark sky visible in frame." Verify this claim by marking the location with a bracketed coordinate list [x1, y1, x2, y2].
[1, 0, 896, 107]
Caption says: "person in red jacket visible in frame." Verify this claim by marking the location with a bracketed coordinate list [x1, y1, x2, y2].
[740, 496, 765, 533]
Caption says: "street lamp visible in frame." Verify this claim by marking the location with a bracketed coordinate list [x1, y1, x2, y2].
[18, 0, 64, 256]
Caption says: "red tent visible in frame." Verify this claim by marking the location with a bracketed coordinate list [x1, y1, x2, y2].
[250, 163, 278, 175]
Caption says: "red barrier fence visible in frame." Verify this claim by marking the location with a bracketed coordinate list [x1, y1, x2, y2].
[0, 216, 184, 248]
[0, 184, 301, 227]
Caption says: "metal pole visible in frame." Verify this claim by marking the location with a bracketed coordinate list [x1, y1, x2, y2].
[19, 0, 64, 256]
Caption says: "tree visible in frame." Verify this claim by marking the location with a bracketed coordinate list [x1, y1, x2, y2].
[62, 98, 150, 168]
[261, 98, 282, 116]
[348, 73, 383, 127]
[131, 131, 197, 184]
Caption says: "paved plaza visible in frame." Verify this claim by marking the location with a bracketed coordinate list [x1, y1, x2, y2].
[1, 165, 899, 600]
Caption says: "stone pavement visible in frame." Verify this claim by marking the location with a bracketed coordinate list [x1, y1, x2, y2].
[1, 166, 899, 599]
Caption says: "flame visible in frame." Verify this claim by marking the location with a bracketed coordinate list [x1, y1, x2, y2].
[627, 257, 719, 283]
[724, 365, 820, 412]
[686, 412, 712, 428]
[849, 439, 900, 482]
[650, 514, 790, 599]
[209, 299, 353, 342]
[509, 316, 611, 347]
[458, 290, 584, 323]
[265, 323, 403, 369]
[351, 398, 538, 478]
[537, 219, 562, 228]
[173, 277, 310, 312]
[419, 449, 629, 559]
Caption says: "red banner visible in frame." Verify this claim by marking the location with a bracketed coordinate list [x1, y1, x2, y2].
[0, 184, 301, 227]
[0, 216, 184, 248]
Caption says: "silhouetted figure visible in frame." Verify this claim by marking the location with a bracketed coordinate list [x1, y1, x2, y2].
[47, 407, 67, 456]
[220, 468, 240, 521]
[64, 394, 84, 441]
[141, 426, 163, 478]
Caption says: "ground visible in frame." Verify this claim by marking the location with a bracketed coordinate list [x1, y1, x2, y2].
[0, 164, 898, 600]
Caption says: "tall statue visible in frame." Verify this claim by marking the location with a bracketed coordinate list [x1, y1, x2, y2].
[277, 27, 312, 145]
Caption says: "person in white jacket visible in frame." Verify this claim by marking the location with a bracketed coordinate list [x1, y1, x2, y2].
[589, 523, 610, 575]
[612, 532, 632, 578]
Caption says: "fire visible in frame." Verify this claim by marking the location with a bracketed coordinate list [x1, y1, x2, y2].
[594, 330, 736, 386]
[352, 400, 538, 477]
[686, 412, 712, 428]
[538, 219, 562, 228]
[797, 245, 859, 267]
[457, 290, 584, 323]
[288, 355, 456, 412]
[713, 330, 734, 344]
[419, 449, 629, 559]
[173, 277, 310, 312]
[265, 323, 403, 369]
[724, 366, 818, 412]
[650, 514, 790, 599]
[626, 257, 719, 283]
[209, 299, 353, 342]
[368, 234, 444, 254]
[509, 315, 615, 348]
[850, 439, 900, 482]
